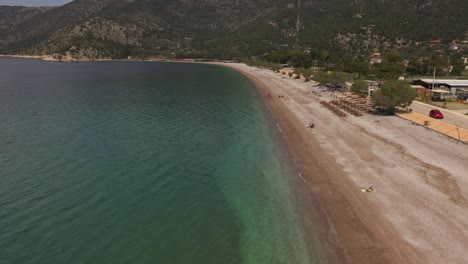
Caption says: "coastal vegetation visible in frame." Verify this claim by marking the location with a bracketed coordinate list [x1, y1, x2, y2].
[258, 46, 467, 81]
[372, 81, 417, 113]
[351, 80, 369, 95]
[244, 59, 282, 72]
[312, 71, 349, 86]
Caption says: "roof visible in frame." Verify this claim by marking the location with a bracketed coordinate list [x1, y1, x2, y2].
[335, 83, 348, 88]
[431, 89, 451, 93]
[417, 79, 468, 87]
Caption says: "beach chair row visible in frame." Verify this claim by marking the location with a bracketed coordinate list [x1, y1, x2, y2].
[331, 101, 363, 116]
[320, 101, 347, 117]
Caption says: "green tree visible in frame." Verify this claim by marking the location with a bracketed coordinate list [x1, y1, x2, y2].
[287, 50, 313, 68]
[350, 61, 369, 78]
[351, 80, 368, 95]
[312, 70, 330, 85]
[264, 50, 289, 64]
[330, 72, 346, 86]
[374, 62, 405, 80]
[427, 54, 450, 76]
[301, 68, 313, 81]
[293, 67, 302, 79]
[319, 49, 330, 68]
[451, 58, 465, 76]
[269, 63, 282, 72]
[407, 57, 427, 76]
[372, 80, 417, 114]
[384, 49, 401, 63]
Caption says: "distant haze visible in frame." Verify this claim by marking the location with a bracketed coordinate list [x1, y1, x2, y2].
[0, 0, 73, 6]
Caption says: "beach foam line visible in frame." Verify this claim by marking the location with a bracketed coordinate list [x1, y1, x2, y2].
[297, 172, 307, 183]
[276, 122, 282, 133]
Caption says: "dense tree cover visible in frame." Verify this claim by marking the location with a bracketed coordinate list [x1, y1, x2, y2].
[373, 62, 406, 80]
[452, 57, 466, 76]
[262, 49, 373, 76]
[349, 62, 370, 79]
[244, 59, 282, 71]
[384, 49, 401, 64]
[256, 42, 466, 83]
[262, 50, 317, 68]
[312, 71, 350, 86]
[406, 57, 428, 76]
[296, 0, 467, 48]
[1, 0, 466, 67]
[293, 67, 314, 81]
[405, 50, 466, 77]
[372, 81, 417, 114]
[426, 53, 451, 76]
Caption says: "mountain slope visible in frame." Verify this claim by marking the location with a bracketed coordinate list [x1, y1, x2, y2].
[0, 6, 52, 30]
[0, 0, 466, 59]
[0, 6, 52, 46]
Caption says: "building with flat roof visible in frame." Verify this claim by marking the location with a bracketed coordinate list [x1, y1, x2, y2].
[411, 79, 468, 94]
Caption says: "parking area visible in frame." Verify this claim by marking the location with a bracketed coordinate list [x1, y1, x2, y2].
[409, 101, 468, 130]
[397, 111, 468, 143]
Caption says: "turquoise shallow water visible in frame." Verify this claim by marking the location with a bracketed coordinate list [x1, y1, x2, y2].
[0, 59, 322, 263]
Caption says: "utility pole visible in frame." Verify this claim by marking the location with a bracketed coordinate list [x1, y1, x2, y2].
[368, 81, 371, 98]
[432, 66, 436, 89]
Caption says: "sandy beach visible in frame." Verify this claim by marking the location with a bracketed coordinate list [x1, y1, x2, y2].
[219, 63, 468, 263]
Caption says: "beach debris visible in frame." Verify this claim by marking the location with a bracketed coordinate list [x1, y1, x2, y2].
[307, 123, 315, 129]
[276, 122, 282, 132]
[297, 172, 307, 183]
[361, 186, 376, 193]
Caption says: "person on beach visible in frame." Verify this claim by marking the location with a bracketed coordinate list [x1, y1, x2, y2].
[307, 123, 315, 129]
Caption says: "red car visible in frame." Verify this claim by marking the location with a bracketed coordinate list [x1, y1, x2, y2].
[429, 109, 444, 119]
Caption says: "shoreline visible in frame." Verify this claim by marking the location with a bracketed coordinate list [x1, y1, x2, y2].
[228, 64, 416, 263]
[220, 63, 468, 263]
[0, 54, 143, 62]
[242, 66, 344, 263]
[0, 54, 228, 63]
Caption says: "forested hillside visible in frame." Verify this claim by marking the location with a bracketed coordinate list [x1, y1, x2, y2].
[0, 0, 466, 60]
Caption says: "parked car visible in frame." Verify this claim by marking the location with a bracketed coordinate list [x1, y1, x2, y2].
[429, 109, 444, 119]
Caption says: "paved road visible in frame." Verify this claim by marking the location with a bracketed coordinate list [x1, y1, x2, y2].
[409, 101, 468, 130]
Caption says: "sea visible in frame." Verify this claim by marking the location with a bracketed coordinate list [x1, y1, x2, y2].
[0, 58, 324, 263]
